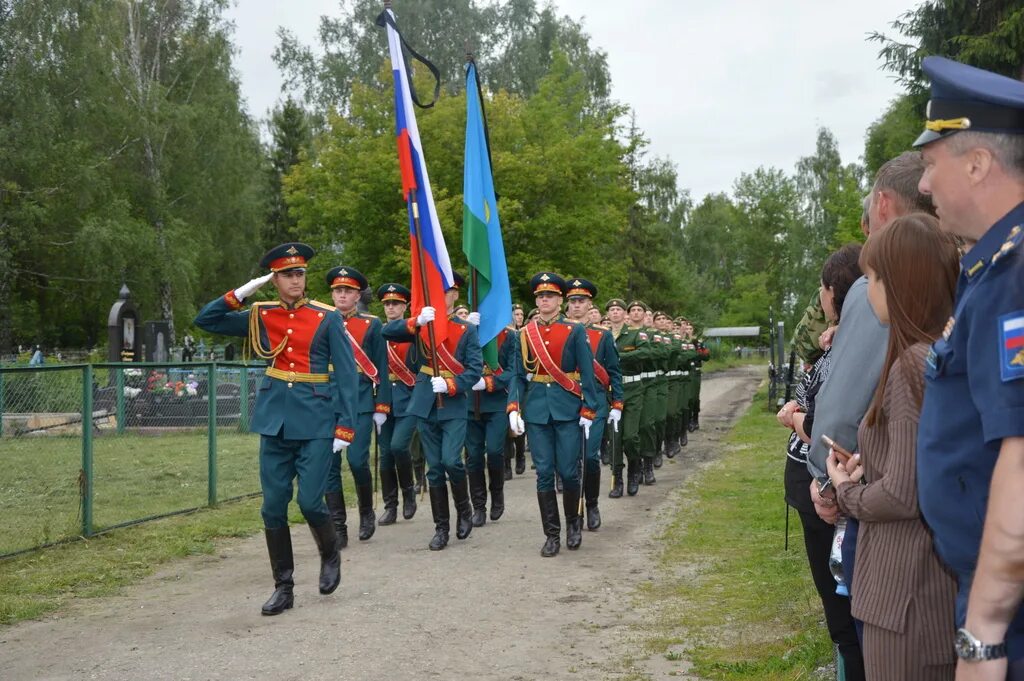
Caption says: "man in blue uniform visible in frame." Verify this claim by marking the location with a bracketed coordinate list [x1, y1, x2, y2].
[564, 278, 622, 530]
[912, 57, 1024, 677]
[194, 242, 358, 615]
[508, 272, 600, 556]
[382, 272, 483, 551]
[465, 311, 519, 526]
[376, 283, 418, 526]
[325, 266, 391, 544]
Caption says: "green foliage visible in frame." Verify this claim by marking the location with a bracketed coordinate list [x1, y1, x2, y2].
[864, 94, 926, 177]
[284, 51, 633, 306]
[0, 0, 266, 351]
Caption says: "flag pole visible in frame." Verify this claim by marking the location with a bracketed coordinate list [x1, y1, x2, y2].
[408, 195, 444, 409]
[467, 44, 482, 421]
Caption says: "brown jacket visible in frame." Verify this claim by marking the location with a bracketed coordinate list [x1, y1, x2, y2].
[836, 344, 956, 665]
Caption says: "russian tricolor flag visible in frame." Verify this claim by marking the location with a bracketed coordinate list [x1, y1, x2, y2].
[383, 8, 452, 344]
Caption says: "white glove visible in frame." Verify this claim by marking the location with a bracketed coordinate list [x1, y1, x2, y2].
[608, 408, 622, 432]
[508, 410, 525, 436]
[472, 377, 487, 391]
[466, 311, 480, 326]
[416, 306, 436, 326]
[372, 412, 387, 433]
[332, 438, 349, 453]
[579, 416, 593, 439]
[234, 273, 273, 302]
[431, 376, 448, 394]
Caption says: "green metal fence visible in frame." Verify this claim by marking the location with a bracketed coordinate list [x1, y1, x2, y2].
[0, 361, 265, 558]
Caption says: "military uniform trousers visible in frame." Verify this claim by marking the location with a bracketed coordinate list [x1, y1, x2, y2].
[379, 414, 416, 471]
[466, 411, 507, 472]
[259, 433, 332, 528]
[528, 419, 582, 494]
[585, 408, 608, 479]
[666, 378, 682, 442]
[419, 417, 469, 488]
[328, 411, 373, 490]
[638, 381, 659, 457]
[612, 381, 645, 469]
[652, 376, 669, 450]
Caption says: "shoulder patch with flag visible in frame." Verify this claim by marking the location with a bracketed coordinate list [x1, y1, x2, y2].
[1000, 311, 1024, 381]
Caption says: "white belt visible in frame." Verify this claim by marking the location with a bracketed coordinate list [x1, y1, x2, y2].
[622, 375, 643, 384]
[668, 370, 680, 377]
[682, 371, 690, 376]
[640, 371, 655, 379]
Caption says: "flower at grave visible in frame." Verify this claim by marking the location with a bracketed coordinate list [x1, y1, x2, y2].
[123, 386, 142, 398]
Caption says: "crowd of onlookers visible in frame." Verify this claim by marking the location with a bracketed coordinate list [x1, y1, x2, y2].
[778, 57, 1024, 681]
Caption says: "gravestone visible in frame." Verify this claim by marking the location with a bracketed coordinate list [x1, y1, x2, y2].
[107, 284, 139, 362]
[144, 320, 172, 362]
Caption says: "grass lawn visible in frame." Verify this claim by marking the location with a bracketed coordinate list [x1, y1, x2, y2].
[0, 430, 262, 556]
[635, 382, 833, 680]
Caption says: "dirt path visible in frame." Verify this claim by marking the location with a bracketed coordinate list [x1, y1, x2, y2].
[1, 367, 763, 681]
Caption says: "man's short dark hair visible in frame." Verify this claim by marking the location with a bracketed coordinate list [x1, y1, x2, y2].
[872, 151, 934, 216]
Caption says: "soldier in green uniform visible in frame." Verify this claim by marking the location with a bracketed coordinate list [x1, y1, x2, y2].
[507, 272, 600, 556]
[674, 316, 695, 450]
[194, 242, 357, 615]
[629, 301, 661, 485]
[791, 292, 831, 367]
[606, 299, 651, 497]
[325, 266, 391, 545]
[651, 311, 674, 469]
[656, 312, 683, 459]
[564, 278, 622, 530]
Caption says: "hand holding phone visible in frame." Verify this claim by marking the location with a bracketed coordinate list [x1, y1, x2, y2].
[821, 435, 853, 464]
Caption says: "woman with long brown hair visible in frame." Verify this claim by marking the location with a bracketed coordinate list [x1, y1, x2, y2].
[827, 213, 960, 679]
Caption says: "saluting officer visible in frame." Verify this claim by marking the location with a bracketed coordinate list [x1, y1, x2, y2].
[376, 283, 418, 525]
[194, 243, 357, 615]
[605, 299, 651, 497]
[911, 57, 1024, 671]
[382, 272, 482, 551]
[564, 278, 622, 530]
[464, 309, 519, 526]
[507, 272, 600, 556]
[325, 266, 391, 545]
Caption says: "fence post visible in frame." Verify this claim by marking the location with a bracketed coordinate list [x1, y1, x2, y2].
[82, 364, 94, 537]
[207, 362, 218, 506]
[0, 368, 5, 438]
[238, 366, 250, 433]
[115, 364, 125, 434]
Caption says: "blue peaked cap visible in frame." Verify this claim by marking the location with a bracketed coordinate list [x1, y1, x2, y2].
[915, 56, 1024, 147]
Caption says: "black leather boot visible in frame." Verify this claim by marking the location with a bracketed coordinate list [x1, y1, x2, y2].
[584, 464, 601, 530]
[428, 485, 450, 551]
[643, 457, 657, 485]
[563, 488, 582, 550]
[680, 425, 688, 447]
[515, 435, 526, 474]
[688, 412, 697, 432]
[600, 438, 611, 466]
[378, 466, 399, 526]
[396, 457, 417, 520]
[537, 490, 560, 557]
[324, 490, 348, 550]
[355, 484, 376, 541]
[450, 475, 474, 540]
[654, 450, 664, 468]
[693, 409, 700, 431]
[308, 520, 341, 595]
[609, 466, 624, 498]
[488, 457, 505, 521]
[468, 468, 487, 527]
[261, 527, 294, 615]
[626, 459, 640, 496]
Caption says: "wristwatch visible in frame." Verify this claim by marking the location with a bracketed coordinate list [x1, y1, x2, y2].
[954, 627, 1007, 661]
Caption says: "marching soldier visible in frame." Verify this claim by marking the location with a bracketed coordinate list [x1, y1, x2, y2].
[508, 272, 599, 556]
[382, 272, 482, 551]
[194, 242, 356, 615]
[628, 301, 661, 486]
[674, 317, 695, 450]
[656, 312, 684, 459]
[325, 266, 391, 545]
[564, 278, 622, 530]
[376, 283, 418, 525]
[605, 299, 650, 496]
[465, 311, 519, 525]
[650, 311, 672, 470]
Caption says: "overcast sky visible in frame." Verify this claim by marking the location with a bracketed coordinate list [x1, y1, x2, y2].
[226, 0, 916, 202]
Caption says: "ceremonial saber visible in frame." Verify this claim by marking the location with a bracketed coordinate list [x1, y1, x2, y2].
[373, 424, 380, 509]
[579, 424, 587, 517]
